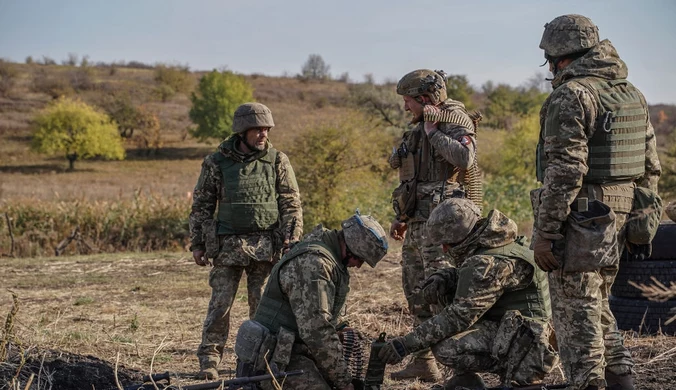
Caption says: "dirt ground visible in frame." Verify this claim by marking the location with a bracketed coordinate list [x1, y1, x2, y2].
[1, 248, 675, 389]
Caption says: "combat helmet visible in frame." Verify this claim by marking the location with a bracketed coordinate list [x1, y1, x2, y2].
[539, 14, 599, 58]
[426, 198, 481, 246]
[341, 212, 388, 268]
[232, 102, 275, 134]
[396, 69, 448, 105]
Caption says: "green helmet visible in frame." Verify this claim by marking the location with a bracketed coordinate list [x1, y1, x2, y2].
[426, 198, 481, 245]
[396, 69, 448, 105]
[232, 102, 275, 134]
[539, 14, 599, 58]
[341, 212, 388, 268]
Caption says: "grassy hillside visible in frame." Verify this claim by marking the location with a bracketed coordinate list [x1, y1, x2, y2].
[1, 60, 675, 257]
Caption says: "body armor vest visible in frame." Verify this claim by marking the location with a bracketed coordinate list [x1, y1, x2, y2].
[214, 148, 279, 235]
[253, 233, 350, 336]
[537, 77, 647, 183]
[465, 238, 551, 322]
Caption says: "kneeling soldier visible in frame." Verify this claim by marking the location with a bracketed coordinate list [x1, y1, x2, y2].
[235, 212, 388, 390]
[379, 199, 558, 389]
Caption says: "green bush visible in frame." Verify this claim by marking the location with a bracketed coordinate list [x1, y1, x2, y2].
[189, 70, 254, 141]
[483, 174, 538, 225]
[288, 112, 396, 229]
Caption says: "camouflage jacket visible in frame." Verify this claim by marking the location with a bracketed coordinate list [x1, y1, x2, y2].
[189, 136, 303, 253]
[536, 39, 661, 235]
[390, 99, 476, 221]
[402, 210, 538, 352]
[277, 230, 352, 389]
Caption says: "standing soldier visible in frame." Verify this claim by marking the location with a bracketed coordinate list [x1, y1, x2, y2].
[388, 69, 478, 382]
[234, 212, 389, 390]
[533, 15, 661, 390]
[189, 102, 303, 380]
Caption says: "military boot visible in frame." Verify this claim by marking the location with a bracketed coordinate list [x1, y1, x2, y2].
[605, 370, 635, 390]
[390, 351, 442, 382]
[442, 372, 485, 390]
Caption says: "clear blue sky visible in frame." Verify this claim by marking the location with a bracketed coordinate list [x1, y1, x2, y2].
[1, 0, 674, 104]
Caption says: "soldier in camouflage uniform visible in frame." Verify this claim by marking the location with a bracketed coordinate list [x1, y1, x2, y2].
[533, 15, 661, 390]
[379, 198, 558, 389]
[234, 212, 388, 390]
[388, 69, 478, 382]
[189, 102, 303, 380]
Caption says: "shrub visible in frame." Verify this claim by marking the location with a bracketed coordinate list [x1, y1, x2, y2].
[31, 68, 75, 99]
[32, 97, 125, 170]
[188, 70, 254, 141]
[154, 64, 193, 96]
[288, 112, 396, 228]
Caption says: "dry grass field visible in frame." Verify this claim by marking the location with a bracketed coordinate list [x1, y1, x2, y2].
[2, 248, 675, 389]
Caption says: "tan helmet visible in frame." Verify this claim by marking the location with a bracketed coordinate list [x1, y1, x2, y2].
[232, 102, 275, 134]
[539, 14, 599, 58]
[341, 212, 388, 268]
[396, 69, 448, 105]
[426, 198, 481, 245]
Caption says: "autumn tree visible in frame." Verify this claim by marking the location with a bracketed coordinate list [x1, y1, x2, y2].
[189, 70, 254, 141]
[32, 97, 125, 170]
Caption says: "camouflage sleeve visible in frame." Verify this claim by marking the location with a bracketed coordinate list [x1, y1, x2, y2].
[637, 108, 662, 191]
[275, 151, 303, 240]
[536, 84, 595, 235]
[279, 254, 351, 388]
[428, 121, 476, 169]
[189, 155, 220, 251]
[403, 255, 533, 352]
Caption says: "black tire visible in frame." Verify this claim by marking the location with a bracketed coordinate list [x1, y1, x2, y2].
[609, 295, 676, 335]
[650, 221, 676, 260]
[611, 260, 676, 299]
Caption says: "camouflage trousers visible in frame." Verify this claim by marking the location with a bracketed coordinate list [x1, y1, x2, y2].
[402, 220, 452, 325]
[197, 262, 273, 369]
[431, 315, 558, 386]
[548, 213, 633, 390]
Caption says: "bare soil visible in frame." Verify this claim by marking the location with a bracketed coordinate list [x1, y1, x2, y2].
[1, 249, 675, 389]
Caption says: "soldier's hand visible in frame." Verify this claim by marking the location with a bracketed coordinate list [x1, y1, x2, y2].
[533, 234, 560, 272]
[193, 250, 210, 266]
[390, 220, 408, 241]
[422, 274, 446, 305]
[378, 338, 409, 364]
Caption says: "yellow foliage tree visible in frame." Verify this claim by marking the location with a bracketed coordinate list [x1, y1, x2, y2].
[32, 97, 125, 170]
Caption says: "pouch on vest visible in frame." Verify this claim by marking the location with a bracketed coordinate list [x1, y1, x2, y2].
[562, 200, 618, 272]
[235, 320, 269, 377]
[202, 219, 220, 259]
[626, 186, 663, 245]
[492, 311, 557, 385]
[270, 326, 295, 372]
[392, 181, 417, 221]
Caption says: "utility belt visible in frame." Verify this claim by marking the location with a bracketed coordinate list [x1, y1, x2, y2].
[577, 180, 635, 214]
[393, 180, 464, 222]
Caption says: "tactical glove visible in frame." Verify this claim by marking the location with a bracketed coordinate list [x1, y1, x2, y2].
[378, 338, 409, 364]
[533, 232, 560, 272]
[422, 274, 446, 305]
